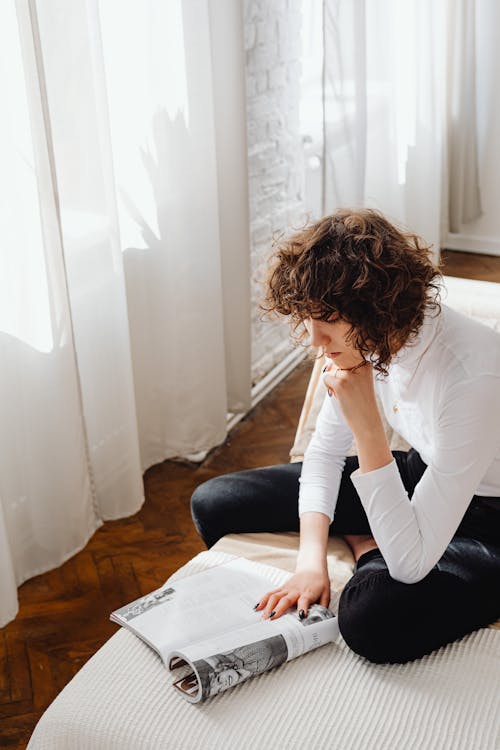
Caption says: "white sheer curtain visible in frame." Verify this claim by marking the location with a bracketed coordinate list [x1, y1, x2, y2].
[0, 0, 250, 628]
[446, 0, 483, 233]
[319, 0, 482, 261]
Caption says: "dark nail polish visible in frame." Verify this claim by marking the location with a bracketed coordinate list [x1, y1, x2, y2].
[253, 602, 260, 610]
[322, 365, 328, 372]
[269, 611, 276, 618]
[299, 609, 305, 619]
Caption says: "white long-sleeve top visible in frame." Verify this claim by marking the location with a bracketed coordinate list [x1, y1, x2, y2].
[298, 303, 500, 583]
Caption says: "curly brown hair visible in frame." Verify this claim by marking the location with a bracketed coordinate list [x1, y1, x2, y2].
[260, 208, 444, 376]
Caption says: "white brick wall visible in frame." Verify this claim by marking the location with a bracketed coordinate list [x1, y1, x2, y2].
[244, 0, 306, 385]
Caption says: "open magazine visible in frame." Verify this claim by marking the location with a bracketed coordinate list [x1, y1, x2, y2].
[110, 556, 340, 703]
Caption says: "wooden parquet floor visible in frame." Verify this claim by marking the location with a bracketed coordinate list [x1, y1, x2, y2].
[2, 250, 500, 749]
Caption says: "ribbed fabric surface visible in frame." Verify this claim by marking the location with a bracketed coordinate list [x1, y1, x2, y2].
[28, 549, 500, 750]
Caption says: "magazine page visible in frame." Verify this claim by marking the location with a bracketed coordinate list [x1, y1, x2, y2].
[168, 603, 339, 703]
[110, 557, 297, 659]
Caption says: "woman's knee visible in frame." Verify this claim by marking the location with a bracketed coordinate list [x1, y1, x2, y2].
[191, 464, 301, 548]
[337, 567, 475, 664]
[338, 569, 398, 663]
[191, 475, 230, 519]
[190, 474, 236, 548]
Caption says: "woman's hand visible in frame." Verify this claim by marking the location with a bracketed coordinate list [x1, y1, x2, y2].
[255, 566, 331, 621]
[323, 360, 382, 435]
[324, 360, 393, 475]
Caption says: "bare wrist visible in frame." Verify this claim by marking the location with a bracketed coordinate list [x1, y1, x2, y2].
[351, 408, 385, 437]
[296, 547, 328, 571]
[297, 511, 330, 570]
[355, 423, 393, 474]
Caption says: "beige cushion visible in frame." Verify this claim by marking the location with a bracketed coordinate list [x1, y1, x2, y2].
[27, 547, 500, 750]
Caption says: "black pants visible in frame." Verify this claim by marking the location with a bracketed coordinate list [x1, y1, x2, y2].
[190, 449, 500, 664]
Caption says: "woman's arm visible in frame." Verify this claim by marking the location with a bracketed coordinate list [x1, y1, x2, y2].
[298, 367, 391, 562]
[256, 390, 353, 621]
[255, 516, 331, 620]
[354, 412, 393, 474]
[296, 511, 331, 570]
[298, 390, 354, 522]
[350, 374, 500, 583]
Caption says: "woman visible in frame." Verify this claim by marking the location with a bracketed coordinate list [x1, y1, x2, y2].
[190, 208, 500, 664]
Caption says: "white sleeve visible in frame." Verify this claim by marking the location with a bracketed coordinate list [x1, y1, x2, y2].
[350, 375, 500, 583]
[298, 392, 354, 522]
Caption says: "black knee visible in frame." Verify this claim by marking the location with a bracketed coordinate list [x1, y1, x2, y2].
[338, 569, 400, 663]
[190, 476, 230, 549]
[338, 567, 476, 664]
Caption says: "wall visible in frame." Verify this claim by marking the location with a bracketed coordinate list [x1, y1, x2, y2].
[244, 0, 307, 385]
[242, 0, 500, 394]
[445, 0, 500, 256]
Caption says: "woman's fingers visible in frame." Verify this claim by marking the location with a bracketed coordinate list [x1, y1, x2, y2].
[261, 593, 295, 620]
[322, 363, 336, 398]
[320, 590, 331, 609]
[296, 588, 329, 619]
[255, 577, 331, 622]
[296, 595, 310, 618]
[260, 591, 289, 619]
[255, 589, 297, 620]
[254, 588, 284, 613]
[323, 374, 338, 398]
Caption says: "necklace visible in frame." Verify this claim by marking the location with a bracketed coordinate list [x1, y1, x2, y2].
[334, 360, 368, 374]
[322, 359, 368, 377]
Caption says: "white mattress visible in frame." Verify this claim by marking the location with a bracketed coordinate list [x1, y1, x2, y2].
[28, 545, 500, 750]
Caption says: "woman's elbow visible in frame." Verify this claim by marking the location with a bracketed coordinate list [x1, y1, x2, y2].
[386, 560, 431, 585]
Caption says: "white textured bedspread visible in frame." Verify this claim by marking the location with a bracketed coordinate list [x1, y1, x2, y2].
[28, 545, 500, 750]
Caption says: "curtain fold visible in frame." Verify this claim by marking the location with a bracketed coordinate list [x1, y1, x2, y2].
[447, 0, 483, 233]
[321, 0, 481, 260]
[0, 0, 250, 628]
[101, 0, 230, 466]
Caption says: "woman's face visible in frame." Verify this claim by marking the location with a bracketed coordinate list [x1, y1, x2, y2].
[303, 315, 366, 368]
